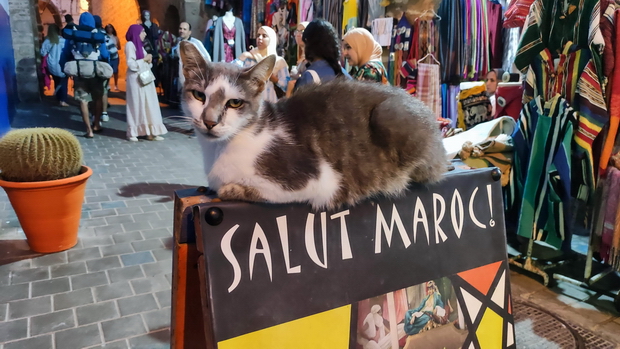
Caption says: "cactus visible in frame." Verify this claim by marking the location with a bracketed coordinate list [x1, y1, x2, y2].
[0, 128, 84, 182]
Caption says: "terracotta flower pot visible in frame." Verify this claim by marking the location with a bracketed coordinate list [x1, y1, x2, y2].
[0, 166, 92, 253]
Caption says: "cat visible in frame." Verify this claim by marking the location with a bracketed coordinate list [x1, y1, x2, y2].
[179, 41, 447, 210]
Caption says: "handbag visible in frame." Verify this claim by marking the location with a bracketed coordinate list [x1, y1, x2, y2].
[64, 60, 113, 79]
[138, 68, 155, 86]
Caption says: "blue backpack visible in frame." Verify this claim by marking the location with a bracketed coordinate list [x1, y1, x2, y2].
[62, 25, 106, 60]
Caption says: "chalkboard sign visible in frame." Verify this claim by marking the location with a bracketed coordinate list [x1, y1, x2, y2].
[189, 167, 515, 349]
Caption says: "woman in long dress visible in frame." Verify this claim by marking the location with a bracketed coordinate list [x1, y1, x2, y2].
[125, 24, 168, 142]
[234, 26, 289, 102]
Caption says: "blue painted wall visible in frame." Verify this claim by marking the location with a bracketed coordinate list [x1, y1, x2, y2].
[0, 2, 16, 136]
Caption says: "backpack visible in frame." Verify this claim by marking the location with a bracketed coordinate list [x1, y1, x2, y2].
[62, 26, 106, 61]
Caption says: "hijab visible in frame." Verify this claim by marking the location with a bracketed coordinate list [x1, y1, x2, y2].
[250, 26, 287, 73]
[126, 24, 145, 60]
[342, 28, 382, 67]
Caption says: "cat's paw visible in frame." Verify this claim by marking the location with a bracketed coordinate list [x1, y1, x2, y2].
[217, 183, 264, 202]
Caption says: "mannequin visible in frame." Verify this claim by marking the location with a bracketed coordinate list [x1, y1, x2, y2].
[141, 10, 160, 62]
[212, 3, 247, 62]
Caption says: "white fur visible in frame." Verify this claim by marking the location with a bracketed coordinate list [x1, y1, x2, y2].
[206, 126, 342, 208]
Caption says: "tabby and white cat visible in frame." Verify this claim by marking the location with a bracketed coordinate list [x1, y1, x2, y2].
[179, 41, 447, 209]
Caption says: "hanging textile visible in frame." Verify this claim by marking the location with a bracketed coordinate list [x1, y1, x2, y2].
[503, 0, 535, 28]
[487, 1, 504, 69]
[358, 0, 369, 28]
[243, 0, 252, 40]
[513, 0, 604, 79]
[371, 18, 392, 46]
[342, 0, 358, 34]
[251, 0, 266, 39]
[323, 0, 343, 38]
[388, 15, 413, 87]
[502, 27, 520, 73]
[457, 84, 492, 130]
[599, 8, 620, 175]
[417, 63, 442, 119]
[513, 95, 575, 250]
[367, 0, 385, 26]
[437, 0, 464, 83]
[299, 0, 314, 22]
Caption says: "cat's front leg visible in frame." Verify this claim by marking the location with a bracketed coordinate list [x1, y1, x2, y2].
[217, 183, 265, 203]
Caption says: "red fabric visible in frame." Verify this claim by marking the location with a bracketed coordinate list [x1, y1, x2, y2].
[600, 9, 620, 174]
[495, 84, 523, 120]
[503, 0, 535, 29]
[601, 0, 615, 79]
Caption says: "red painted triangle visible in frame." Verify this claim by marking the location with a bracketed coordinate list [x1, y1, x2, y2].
[457, 261, 502, 296]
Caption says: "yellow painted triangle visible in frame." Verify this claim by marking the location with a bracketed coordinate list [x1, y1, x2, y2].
[218, 305, 351, 349]
[476, 308, 503, 349]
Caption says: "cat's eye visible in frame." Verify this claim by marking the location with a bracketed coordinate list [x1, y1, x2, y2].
[191, 90, 206, 103]
[226, 99, 244, 108]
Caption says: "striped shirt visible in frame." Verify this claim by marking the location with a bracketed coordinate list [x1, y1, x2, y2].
[106, 35, 118, 60]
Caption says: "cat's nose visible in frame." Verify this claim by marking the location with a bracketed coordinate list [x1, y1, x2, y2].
[204, 120, 218, 130]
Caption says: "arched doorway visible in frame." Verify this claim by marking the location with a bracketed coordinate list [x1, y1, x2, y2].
[37, 0, 61, 42]
[163, 5, 180, 34]
[91, 0, 142, 80]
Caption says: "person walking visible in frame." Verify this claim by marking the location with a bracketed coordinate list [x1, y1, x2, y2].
[41, 24, 69, 107]
[124, 24, 167, 142]
[105, 24, 121, 92]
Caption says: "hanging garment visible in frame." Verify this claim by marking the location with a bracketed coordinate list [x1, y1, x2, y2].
[367, 0, 385, 25]
[251, 0, 266, 39]
[523, 43, 608, 202]
[299, 0, 314, 22]
[487, 1, 504, 69]
[213, 17, 247, 63]
[371, 18, 392, 46]
[514, 0, 604, 80]
[417, 63, 442, 119]
[503, 0, 535, 28]
[438, 0, 464, 83]
[599, 8, 620, 175]
[513, 95, 575, 250]
[388, 15, 413, 87]
[342, 0, 358, 35]
[243, 0, 253, 39]
[502, 27, 520, 73]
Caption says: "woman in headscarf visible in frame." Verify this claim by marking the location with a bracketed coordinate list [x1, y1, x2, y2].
[124, 24, 167, 142]
[342, 28, 388, 84]
[235, 26, 289, 102]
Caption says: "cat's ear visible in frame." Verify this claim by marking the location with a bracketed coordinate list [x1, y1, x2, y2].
[243, 54, 276, 83]
[179, 41, 208, 81]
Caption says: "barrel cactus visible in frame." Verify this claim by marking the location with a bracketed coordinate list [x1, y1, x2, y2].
[0, 128, 84, 182]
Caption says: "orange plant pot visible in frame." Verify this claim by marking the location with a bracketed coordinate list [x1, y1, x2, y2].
[0, 166, 92, 253]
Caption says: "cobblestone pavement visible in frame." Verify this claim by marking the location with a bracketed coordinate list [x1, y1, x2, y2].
[0, 92, 620, 348]
[0, 92, 203, 349]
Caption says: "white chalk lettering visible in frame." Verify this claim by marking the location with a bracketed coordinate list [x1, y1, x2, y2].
[222, 224, 241, 293]
[276, 215, 301, 274]
[375, 204, 411, 253]
[413, 197, 430, 244]
[330, 210, 353, 260]
[249, 223, 273, 282]
[433, 194, 448, 243]
[469, 187, 486, 229]
[451, 189, 464, 238]
[305, 213, 328, 268]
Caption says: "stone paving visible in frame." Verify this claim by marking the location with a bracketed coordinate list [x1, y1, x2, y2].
[0, 93, 203, 349]
[0, 92, 620, 348]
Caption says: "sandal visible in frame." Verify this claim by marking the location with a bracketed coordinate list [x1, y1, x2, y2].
[92, 125, 103, 133]
[83, 133, 94, 138]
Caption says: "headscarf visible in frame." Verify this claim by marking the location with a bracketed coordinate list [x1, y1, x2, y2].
[251, 26, 278, 60]
[126, 24, 145, 60]
[250, 26, 287, 73]
[342, 28, 382, 67]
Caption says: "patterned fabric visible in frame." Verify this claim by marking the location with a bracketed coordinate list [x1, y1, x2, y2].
[457, 84, 492, 130]
[222, 24, 236, 63]
[503, 0, 535, 28]
[349, 61, 389, 84]
[600, 9, 620, 174]
[513, 95, 575, 250]
[514, 0, 603, 76]
[417, 63, 442, 119]
[523, 42, 608, 202]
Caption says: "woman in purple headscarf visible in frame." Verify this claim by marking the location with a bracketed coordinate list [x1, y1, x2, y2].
[125, 24, 167, 142]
